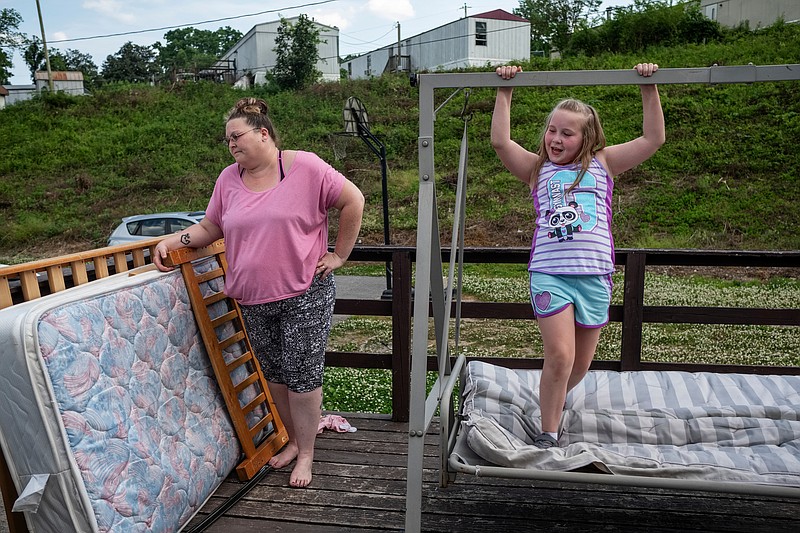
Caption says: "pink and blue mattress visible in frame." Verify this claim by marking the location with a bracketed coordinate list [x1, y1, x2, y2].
[0, 265, 241, 532]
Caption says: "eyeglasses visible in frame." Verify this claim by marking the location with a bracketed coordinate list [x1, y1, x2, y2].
[222, 127, 260, 145]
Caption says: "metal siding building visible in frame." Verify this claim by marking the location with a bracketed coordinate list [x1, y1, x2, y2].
[34, 71, 86, 95]
[220, 17, 340, 85]
[344, 10, 530, 80]
[0, 85, 36, 106]
[700, 0, 800, 28]
[410, 18, 470, 72]
[1, 71, 86, 107]
[468, 14, 531, 66]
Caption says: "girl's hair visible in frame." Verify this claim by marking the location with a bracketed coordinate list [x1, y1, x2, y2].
[225, 97, 280, 146]
[529, 98, 606, 192]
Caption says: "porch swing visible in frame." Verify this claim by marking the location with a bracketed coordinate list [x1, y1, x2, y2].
[403, 64, 800, 532]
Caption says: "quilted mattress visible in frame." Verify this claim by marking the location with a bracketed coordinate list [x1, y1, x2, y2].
[0, 265, 241, 532]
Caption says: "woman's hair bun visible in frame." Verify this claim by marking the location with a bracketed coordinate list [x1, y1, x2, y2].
[235, 97, 269, 116]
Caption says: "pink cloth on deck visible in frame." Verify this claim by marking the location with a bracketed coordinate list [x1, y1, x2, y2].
[318, 414, 357, 434]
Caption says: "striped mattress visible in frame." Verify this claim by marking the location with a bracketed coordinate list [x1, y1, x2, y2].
[462, 361, 800, 486]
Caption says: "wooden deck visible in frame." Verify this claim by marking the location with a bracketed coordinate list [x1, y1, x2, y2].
[185, 413, 798, 533]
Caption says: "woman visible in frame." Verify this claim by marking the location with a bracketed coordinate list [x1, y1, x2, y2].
[154, 97, 365, 487]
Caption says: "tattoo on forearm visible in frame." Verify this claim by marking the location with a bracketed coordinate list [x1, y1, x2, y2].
[180, 233, 191, 245]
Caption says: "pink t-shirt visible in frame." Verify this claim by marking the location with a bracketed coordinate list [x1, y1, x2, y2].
[205, 151, 345, 305]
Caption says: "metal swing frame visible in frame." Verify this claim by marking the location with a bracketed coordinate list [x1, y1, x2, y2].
[404, 64, 800, 532]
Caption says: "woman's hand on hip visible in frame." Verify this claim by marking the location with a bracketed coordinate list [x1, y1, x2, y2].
[316, 251, 344, 279]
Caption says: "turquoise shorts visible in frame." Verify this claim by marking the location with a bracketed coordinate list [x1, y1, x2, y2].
[529, 271, 613, 328]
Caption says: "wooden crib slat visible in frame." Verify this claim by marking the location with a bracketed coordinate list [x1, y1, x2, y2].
[132, 248, 146, 267]
[94, 257, 110, 279]
[70, 261, 89, 286]
[19, 271, 41, 301]
[113, 251, 129, 273]
[0, 277, 12, 309]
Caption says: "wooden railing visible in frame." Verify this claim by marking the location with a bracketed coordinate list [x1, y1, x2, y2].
[1, 242, 798, 531]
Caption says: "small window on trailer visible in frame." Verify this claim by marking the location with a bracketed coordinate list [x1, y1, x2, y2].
[476, 21, 487, 46]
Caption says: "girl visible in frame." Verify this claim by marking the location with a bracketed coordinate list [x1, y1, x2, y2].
[491, 63, 665, 448]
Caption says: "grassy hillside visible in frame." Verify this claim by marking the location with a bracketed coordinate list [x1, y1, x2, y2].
[1, 23, 799, 264]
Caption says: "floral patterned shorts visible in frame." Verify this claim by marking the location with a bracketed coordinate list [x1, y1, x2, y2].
[240, 274, 335, 393]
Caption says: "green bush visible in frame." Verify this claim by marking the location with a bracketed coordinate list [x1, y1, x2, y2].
[567, 1, 724, 56]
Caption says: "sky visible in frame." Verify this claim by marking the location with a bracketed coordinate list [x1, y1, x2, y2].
[3, 0, 634, 85]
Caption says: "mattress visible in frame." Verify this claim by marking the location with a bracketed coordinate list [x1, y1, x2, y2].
[0, 263, 242, 532]
[460, 361, 800, 486]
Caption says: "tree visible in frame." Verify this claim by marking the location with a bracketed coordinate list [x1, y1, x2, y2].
[566, 1, 723, 56]
[22, 37, 47, 81]
[270, 15, 323, 91]
[60, 49, 99, 89]
[0, 8, 25, 84]
[154, 26, 242, 78]
[514, 0, 601, 55]
[101, 41, 159, 83]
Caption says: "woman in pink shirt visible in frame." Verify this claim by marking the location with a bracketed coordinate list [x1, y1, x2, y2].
[155, 97, 364, 488]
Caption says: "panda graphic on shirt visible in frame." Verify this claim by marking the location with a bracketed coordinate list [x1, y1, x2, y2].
[543, 170, 595, 243]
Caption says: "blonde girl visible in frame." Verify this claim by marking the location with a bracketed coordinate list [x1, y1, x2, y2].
[491, 63, 665, 448]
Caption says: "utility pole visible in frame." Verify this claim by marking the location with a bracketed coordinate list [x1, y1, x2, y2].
[462, 3, 471, 18]
[396, 22, 401, 72]
[35, 0, 54, 91]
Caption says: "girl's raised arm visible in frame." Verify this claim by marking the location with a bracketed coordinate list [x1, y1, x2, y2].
[491, 66, 539, 187]
[599, 63, 666, 177]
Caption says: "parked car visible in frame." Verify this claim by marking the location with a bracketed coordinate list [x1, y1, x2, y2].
[107, 211, 205, 246]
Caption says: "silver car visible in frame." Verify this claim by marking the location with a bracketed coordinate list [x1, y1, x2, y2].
[107, 211, 205, 246]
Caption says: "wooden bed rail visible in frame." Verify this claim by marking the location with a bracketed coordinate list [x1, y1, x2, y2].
[164, 240, 290, 480]
[0, 237, 165, 310]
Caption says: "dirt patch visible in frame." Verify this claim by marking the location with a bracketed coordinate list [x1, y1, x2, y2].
[3, 238, 99, 264]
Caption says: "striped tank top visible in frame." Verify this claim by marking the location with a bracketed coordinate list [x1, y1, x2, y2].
[528, 158, 615, 275]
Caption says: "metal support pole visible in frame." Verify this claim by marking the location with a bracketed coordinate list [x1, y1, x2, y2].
[354, 123, 393, 298]
[405, 71, 437, 530]
[379, 143, 392, 298]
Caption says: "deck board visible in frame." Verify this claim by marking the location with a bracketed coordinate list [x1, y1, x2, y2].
[185, 413, 799, 532]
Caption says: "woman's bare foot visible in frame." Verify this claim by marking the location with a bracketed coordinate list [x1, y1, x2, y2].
[269, 442, 298, 469]
[289, 456, 313, 488]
